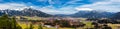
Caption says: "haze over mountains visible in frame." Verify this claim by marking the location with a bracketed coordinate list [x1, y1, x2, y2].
[0, 8, 120, 19]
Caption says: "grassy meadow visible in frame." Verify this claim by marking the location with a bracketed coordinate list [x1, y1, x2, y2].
[16, 16, 120, 29]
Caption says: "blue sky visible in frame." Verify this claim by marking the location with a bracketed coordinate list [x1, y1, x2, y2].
[0, 0, 120, 14]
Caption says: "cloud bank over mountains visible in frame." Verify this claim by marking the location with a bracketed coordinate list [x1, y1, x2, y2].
[0, 0, 120, 14]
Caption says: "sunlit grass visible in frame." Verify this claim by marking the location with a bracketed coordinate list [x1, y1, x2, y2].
[18, 22, 76, 29]
[16, 16, 43, 20]
[16, 16, 120, 29]
[18, 22, 29, 29]
[18, 21, 120, 29]
[108, 24, 120, 29]
[82, 21, 94, 29]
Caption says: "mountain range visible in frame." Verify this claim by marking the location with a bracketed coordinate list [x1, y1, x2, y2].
[55, 10, 114, 18]
[111, 12, 120, 20]
[0, 8, 120, 19]
[0, 8, 52, 17]
[72, 11, 114, 18]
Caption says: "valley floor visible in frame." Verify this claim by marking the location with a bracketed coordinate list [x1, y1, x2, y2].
[16, 16, 120, 29]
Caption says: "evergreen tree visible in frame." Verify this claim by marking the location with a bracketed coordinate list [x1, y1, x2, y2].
[0, 14, 12, 29]
[0, 14, 22, 29]
[11, 16, 22, 29]
[11, 17, 17, 29]
[29, 24, 34, 29]
[38, 24, 43, 29]
[16, 25, 22, 29]
[25, 24, 34, 29]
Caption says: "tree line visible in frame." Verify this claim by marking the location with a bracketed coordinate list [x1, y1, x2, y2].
[0, 14, 43, 29]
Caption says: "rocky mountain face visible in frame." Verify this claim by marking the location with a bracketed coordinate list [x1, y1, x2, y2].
[0, 8, 52, 17]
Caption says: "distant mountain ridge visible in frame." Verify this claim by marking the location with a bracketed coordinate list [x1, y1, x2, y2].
[111, 12, 120, 19]
[55, 10, 114, 18]
[0, 8, 116, 18]
[0, 8, 52, 17]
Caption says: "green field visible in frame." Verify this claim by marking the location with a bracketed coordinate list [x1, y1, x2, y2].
[17, 16, 120, 29]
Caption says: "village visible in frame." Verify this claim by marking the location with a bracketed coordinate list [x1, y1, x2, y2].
[15, 16, 120, 29]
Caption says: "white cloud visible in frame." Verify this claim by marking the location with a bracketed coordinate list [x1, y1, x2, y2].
[66, 0, 84, 4]
[76, 0, 120, 12]
[39, 6, 78, 15]
[75, 8, 93, 11]
[48, 0, 55, 5]
[38, 0, 54, 5]
[1, 0, 119, 15]
[0, 3, 27, 10]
